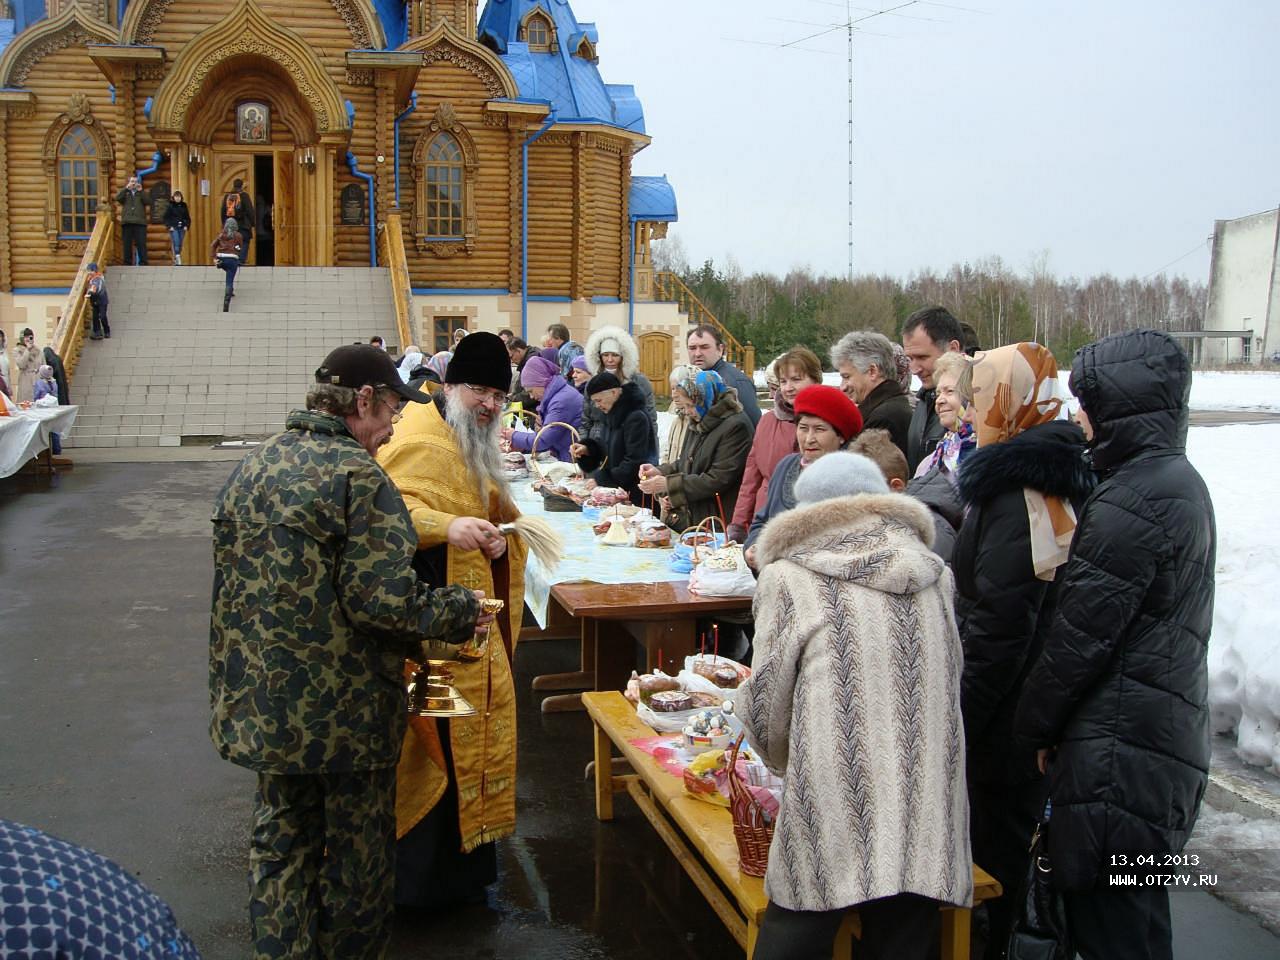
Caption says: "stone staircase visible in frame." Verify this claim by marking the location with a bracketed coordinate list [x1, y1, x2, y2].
[65, 265, 398, 448]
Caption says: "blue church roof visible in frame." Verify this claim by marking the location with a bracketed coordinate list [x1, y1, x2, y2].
[477, 0, 644, 133]
[12, 0, 45, 33]
[371, 0, 406, 48]
[629, 176, 677, 223]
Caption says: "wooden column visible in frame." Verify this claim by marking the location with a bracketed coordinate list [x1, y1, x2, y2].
[117, 70, 137, 178]
[618, 146, 632, 301]
[0, 112, 10, 292]
[373, 78, 395, 224]
[507, 126, 523, 294]
[571, 133, 592, 301]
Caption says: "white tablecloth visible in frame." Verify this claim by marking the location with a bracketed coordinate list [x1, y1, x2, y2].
[510, 471, 687, 628]
[0, 405, 79, 478]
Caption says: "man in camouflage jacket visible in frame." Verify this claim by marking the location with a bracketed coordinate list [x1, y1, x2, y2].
[210, 344, 487, 960]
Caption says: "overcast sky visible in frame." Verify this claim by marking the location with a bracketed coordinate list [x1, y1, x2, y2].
[574, 0, 1278, 283]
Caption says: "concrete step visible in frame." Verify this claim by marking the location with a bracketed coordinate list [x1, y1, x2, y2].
[67, 265, 400, 448]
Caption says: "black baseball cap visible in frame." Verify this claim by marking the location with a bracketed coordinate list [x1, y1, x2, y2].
[315, 344, 430, 403]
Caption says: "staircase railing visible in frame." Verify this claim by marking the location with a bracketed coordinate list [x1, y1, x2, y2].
[379, 214, 415, 354]
[654, 270, 755, 376]
[51, 211, 116, 382]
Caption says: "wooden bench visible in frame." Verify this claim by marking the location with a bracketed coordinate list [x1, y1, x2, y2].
[583, 690, 1002, 959]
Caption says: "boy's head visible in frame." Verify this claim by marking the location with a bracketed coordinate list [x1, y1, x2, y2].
[847, 428, 909, 491]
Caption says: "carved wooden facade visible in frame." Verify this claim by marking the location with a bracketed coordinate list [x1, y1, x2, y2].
[0, 0, 652, 299]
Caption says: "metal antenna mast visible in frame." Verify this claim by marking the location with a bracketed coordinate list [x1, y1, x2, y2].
[846, 0, 854, 282]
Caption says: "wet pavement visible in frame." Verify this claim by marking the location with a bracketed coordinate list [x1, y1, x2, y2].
[3, 460, 1278, 959]
[0, 460, 742, 960]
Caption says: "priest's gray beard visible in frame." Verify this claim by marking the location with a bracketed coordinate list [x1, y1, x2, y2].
[445, 387, 510, 498]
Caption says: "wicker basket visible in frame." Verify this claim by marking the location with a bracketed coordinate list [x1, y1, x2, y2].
[726, 733, 773, 877]
[531, 421, 600, 480]
[678, 515, 727, 565]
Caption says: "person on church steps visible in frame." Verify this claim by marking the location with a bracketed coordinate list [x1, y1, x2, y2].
[952, 342, 1094, 960]
[164, 189, 191, 265]
[211, 218, 242, 311]
[727, 347, 821, 545]
[210, 344, 487, 959]
[685, 324, 761, 426]
[225, 178, 255, 264]
[115, 173, 150, 265]
[901, 306, 964, 473]
[1016, 330, 1216, 960]
[739, 451, 971, 960]
[85, 262, 110, 339]
[376, 332, 527, 913]
[638, 367, 752, 532]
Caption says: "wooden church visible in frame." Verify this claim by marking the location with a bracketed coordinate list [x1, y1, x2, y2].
[0, 0, 748, 392]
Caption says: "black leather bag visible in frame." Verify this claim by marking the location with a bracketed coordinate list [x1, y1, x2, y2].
[1007, 808, 1073, 960]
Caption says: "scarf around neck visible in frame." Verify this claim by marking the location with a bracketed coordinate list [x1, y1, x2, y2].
[969, 343, 1075, 579]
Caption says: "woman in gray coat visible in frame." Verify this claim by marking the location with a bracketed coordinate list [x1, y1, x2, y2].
[740, 452, 971, 960]
[637, 368, 751, 532]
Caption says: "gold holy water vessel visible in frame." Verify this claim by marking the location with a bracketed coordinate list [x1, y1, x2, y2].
[406, 599, 505, 718]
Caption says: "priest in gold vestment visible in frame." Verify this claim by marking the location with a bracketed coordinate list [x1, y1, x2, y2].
[377, 332, 527, 908]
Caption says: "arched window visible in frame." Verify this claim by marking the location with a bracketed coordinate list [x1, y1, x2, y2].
[525, 13, 551, 50]
[424, 133, 464, 238]
[58, 125, 98, 236]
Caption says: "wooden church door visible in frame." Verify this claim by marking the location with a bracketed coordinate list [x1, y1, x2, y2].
[638, 331, 673, 397]
[273, 152, 296, 267]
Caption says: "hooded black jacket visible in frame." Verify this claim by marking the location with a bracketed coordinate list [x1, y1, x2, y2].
[954, 419, 1095, 785]
[1015, 330, 1216, 891]
[575, 381, 657, 503]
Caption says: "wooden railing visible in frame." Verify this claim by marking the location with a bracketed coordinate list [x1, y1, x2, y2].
[379, 213, 415, 353]
[51, 212, 117, 382]
[654, 270, 755, 376]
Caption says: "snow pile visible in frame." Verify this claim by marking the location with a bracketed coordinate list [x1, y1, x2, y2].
[1187, 372, 1280, 412]
[1190, 424, 1280, 775]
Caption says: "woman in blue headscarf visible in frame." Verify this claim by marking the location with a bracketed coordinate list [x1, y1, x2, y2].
[638, 368, 754, 532]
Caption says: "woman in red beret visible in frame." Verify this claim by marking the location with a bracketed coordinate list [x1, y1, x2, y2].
[744, 384, 863, 569]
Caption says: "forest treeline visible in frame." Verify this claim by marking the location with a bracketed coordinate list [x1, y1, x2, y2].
[656, 243, 1207, 366]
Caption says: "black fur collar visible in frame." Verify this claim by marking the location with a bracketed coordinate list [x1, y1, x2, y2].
[957, 420, 1094, 505]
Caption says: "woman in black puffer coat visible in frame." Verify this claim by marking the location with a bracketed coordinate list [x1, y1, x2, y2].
[572, 373, 657, 505]
[1016, 330, 1215, 960]
[953, 343, 1095, 960]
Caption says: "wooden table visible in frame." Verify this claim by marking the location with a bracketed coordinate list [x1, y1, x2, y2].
[583, 691, 1002, 960]
[531, 582, 752, 713]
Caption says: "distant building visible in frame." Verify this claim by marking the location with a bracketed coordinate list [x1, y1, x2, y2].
[1199, 207, 1280, 365]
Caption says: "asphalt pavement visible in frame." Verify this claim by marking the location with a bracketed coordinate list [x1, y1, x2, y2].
[2, 458, 1277, 959]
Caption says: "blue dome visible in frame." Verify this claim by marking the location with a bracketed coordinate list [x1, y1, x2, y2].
[478, 0, 644, 133]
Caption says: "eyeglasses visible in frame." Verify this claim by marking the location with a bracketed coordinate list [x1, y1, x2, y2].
[376, 393, 404, 423]
[462, 383, 509, 408]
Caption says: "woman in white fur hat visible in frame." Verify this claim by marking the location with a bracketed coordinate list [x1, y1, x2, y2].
[580, 325, 658, 444]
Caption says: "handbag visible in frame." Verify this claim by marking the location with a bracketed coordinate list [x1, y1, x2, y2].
[1006, 801, 1073, 960]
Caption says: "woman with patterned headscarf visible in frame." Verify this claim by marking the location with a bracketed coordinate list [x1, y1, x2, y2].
[950, 342, 1095, 960]
[637, 368, 753, 532]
